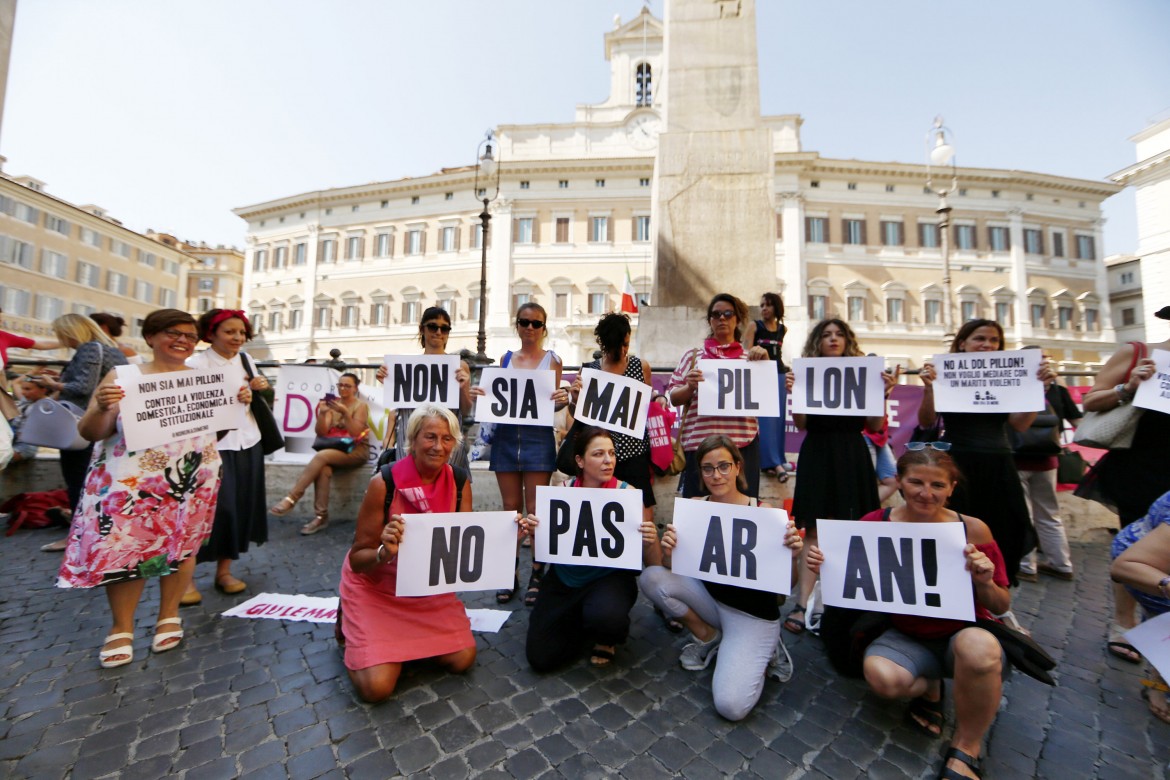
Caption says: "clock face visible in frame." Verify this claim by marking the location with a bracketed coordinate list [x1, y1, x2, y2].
[625, 113, 662, 150]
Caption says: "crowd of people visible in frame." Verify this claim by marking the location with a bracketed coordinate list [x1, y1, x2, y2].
[3, 295, 1169, 777]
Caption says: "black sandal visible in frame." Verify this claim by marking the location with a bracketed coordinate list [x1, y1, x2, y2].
[937, 746, 981, 779]
[524, 567, 544, 607]
[908, 685, 945, 737]
[497, 573, 519, 604]
[589, 645, 616, 667]
[782, 606, 806, 635]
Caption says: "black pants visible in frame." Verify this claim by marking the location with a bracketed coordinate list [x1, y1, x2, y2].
[59, 445, 94, 512]
[525, 567, 638, 673]
[681, 435, 760, 499]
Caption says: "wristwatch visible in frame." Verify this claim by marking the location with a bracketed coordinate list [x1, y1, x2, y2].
[1114, 384, 1133, 404]
[1159, 575, 1170, 598]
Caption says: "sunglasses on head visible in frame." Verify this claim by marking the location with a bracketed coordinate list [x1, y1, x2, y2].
[423, 322, 452, 333]
[905, 441, 952, 452]
[709, 310, 736, 320]
[517, 318, 545, 329]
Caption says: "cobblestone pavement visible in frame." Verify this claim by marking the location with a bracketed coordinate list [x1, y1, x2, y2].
[2, 517, 1168, 779]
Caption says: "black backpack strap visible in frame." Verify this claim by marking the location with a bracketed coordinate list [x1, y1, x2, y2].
[452, 466, 468, 512]
[882, 507, 893, 521]
[382, 463, 467, 520]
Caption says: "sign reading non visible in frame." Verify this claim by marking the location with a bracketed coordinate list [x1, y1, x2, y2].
[474, 367, 556, 427]
[930, 348, 1044, 414]
[669, 498, 794, 594]
[696, 359, 781, 418]
[574, 367, 652, 439]
[395, 511, 517, 596]
[116, 364, 246, 451]
[790, 356, 886, 417]
[534, 485, 644, 571]
[382, 354, 461, 410]
[817, 519, 974, 621]
[1133, 348, 1170, 415]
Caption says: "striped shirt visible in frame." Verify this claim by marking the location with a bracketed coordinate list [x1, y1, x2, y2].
[667, 348, 759, 450]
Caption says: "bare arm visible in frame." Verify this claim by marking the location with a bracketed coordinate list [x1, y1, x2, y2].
[77, 369, 123, 442]
[917, 362, 938, 428]
[1111, 524, 1170, 598]
[349, 475, 395, 574]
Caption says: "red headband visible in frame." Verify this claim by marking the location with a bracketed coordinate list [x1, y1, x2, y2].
[205, 309, 248, 338]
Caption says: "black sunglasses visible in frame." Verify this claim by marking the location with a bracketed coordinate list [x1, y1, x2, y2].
[424, 322, 452, 333]
[517, 318, 545, 329]
[709, 310, 736, 320]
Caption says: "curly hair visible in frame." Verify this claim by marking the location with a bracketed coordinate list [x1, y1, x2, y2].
[594, 312, 632, 362]
[801, 318, 865, 358]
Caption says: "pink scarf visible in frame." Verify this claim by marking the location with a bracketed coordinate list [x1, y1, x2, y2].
[389, 455, 456, 516]
[702, 337, 745, 360]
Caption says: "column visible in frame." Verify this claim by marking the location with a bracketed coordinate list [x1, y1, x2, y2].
[486, 198, 515, 357]
[303, 224, 319, 360]
[779, 191, 808, 345]
[1007, 208, 1027, 346]
[1090, 217, 1116, 342]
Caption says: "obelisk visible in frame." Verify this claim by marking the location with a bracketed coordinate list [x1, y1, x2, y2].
[639, 0, 775, 364]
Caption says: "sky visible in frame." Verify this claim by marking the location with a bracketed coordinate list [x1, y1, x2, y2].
[4, 0, 1168, 256]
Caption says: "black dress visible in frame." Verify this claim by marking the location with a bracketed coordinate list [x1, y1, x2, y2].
[941, 412, 1033, 584]
[791, 414, 879, 531]
[1076, 409, 1170, 525]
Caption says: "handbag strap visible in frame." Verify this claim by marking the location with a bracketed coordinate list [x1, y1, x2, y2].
[241, 352, 256, 380]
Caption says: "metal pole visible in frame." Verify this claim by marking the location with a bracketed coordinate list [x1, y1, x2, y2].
[475, 199, 491, 363]
[938, 192, 954, 338]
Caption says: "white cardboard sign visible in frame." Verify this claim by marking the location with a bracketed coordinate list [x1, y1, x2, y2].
[669, 498, 794, 595]
[474, 367, 556, 427]
[929, 349, 1044, 414]
[115, 364, 246, 451]
[1133, 349, 1170, 415]
[222, 592, 339, 623]
[696, 359, 781, 417]
[574, 367, 652, 439]
[395, 510, 518, 596]
[790, 356, 886, 417]
[382, 354, 461, 410]
[1124, 611, 1170, 681]
[817, 519, 975, 621]
[534, 485, 645, 572]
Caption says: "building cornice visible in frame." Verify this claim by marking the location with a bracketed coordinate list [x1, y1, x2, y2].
[1109, 149, 1170, 187]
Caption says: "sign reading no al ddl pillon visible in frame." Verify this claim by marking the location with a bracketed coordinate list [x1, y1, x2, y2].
[116, 364, 246, 451]
[929, 348, 1044, 414]
[382, 354, 461, 410]
[789, 356, 886, 417]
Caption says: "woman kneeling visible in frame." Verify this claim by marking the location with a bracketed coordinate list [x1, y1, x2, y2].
[808, 447, 1011, 780]
[339, 404, 476, 703]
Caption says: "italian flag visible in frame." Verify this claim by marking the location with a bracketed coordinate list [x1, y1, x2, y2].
[620, 267, 639, 314]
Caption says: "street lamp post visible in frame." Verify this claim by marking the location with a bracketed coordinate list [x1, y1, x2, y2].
[472, 130, 501, 366]
[926, 116, 958, 339]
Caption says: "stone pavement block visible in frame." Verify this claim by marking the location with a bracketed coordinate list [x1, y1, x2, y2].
[620, 754, 675, 779]
[430, 754, 470, 780]
[344, 751, 394, 780]
[134, 728, 181, 761]
[748, 748, 801, 779]
[179, 719, 222, 749]
[560, 717, 607, 750]
[239, 739, 288, 774]
[272, 705, 317, 738]
[534, 732, 577, 765]
[287, 722, 332, 757]
[554, 751, 609, 779]
[586, 735, 637, 769]
[504, 747, 550, 777]
[185, 756, 239, 780]
[9, 705, 67, 739]
[287, 743, 336, 780]
[648, 734, 697, 773]
[698, 739, 749, 775]
[590, 701, 633, 731]
[433, 714, 483, 753]
[414, 699, 457, 730]
[678, 756, 726, 780]
[171, 737, 223, 773]
[14, 742, 79, 779]
[390, 734, 440, 775]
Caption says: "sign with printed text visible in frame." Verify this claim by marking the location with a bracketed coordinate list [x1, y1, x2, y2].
[669, 498, 794, 594]
[273, 365, 338, 440]
[1124, 611, 1170, 681]
[696, 359, 781, 417]
[116, 364, 246, 451]
[1133, 349, 1170, 415]
[395, 511, 517, 596]
[222, 592, 339, 623]
[574, 368, 652, 439]
[382, 354, 461, 410]
[930, 349, 1044, 414]
[817, 519, 974, 621]
[474, 367, 556, 427]
[534, 485, 645, 571]
[790, 356, 886, 417]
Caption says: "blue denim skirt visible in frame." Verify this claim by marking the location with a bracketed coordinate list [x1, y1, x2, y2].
[489, 423, 557, 473]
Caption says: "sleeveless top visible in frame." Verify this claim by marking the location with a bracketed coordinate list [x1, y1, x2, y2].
[751, 320, 787, 372]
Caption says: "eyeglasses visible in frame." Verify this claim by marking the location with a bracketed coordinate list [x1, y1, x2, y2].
[709, 310, 736, 320]
[905, 441, 952, 452]
[424, 322, 452, 334]
[517, 318, 545, 329]
[700, 461, 735, 477]
[161, 329, 199, 343]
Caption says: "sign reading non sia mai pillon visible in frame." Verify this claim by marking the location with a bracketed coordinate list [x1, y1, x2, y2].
[669, 498, 794, 595]
[789, 356, 887, 417]
[395, 511, 517, 597]
[695, 359, 781, 417]
[474, 367, 556, 427]
[116, 364, 246, 451]
[930, 348, 1044, 414]
[574, 368, 652, 439]
[533, 485, 646, 572]
[382, 354, 461, 410]
[817, 519, 974, 621]
[1134, 348, 1170, 415]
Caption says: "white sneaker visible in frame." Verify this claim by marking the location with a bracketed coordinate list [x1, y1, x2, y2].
[767, 635, 794, 682]
[994, 610, 1031, 637]
[679, 630, 722, 671]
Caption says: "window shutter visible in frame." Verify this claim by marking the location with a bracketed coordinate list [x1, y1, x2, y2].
[420, 230, 427, 254]
[512, 219, 518, 243]
[860, 220, 867, 245]
[533, 218, 540, 245]
[776, 213, 783, 239]
[804, 216, 811, 238]
[454, 226, 461, 250]
[607, 217, 612, 242]
[896, 222, 904, 246]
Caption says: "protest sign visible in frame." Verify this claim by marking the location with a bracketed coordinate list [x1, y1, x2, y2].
[222, 592, 339, 623]
[646, 402, 676, 472]
[1124, 611, 1170, 681]
[382, 354, 461, 410]
[534, 485, 645, 571]
[116, 364, 246, 451]
[1133, 349, 1170, 415]
[929, 349, 1044, 414]
[669, 497, 794, 594]
[817, 519, 974, 621]
[474, 367, 556, 427]
[395, 511, 516, 596]
[574, 367, 651, 439]
[696, 360, 781, 418]
[790, 356, 886, 417]
[273, 365, 337, 440]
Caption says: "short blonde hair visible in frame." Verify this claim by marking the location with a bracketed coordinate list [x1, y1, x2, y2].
[406, 404, 463, 448]
[52, 314, 116, 349]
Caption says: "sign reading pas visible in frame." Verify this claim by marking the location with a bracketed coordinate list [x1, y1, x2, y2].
[669, 498, 794, 595]
[790, 356, 886, 417]
[382, 354, 461, 410]
[474, 367, 556, 427]
[574, 367, 652, 439]
[533, 485, 645, 572]
[695, 359, 781, 418]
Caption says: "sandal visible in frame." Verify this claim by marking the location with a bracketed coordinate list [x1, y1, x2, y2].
[496, 573, 519, 604]
[99, 632, 134, 669]
[937, 746, 982, 779]
[215, 574, 247, 594]
[151, 617, 184, 654]
[1142, 675, 1170, 725]
[590, 645, 616, 667]
[524, 567, 544, 608]
[300, 515, 329, 535]
[269, 496, 296, 516]
[1107, 624, 1143, 664]
[782, 605, 806, 635]
[908, 684, 945, 737]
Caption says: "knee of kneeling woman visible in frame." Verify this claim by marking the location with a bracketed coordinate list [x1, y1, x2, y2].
[952, 628, 1003, 675]
[350, 673, 396, 704]
[713, 691, 755, 723]
[638, 565, 668, 599]
[863, 657, 914, 699]
[445, 646, 477, 674]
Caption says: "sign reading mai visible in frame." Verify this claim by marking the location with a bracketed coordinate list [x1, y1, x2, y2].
[574, 368, 651, 439]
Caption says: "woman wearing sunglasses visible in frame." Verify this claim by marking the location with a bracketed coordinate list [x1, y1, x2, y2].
[470, 301, 568, 604]
[917, 319, 1052, 587]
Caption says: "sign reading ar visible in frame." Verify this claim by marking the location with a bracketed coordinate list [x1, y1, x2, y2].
[474, 367, 556, 427]
[382, 354, 461, 410]
[790, 356, 886, 417]
[574, 368, 652, 439]
[395, 511, 517, 596]
[533, 485, 644, 571]
[696, 360, 781, 418]
[669, 498, 794, 594]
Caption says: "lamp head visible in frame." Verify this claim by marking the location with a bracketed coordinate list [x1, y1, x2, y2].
[928, 116, 955, 167]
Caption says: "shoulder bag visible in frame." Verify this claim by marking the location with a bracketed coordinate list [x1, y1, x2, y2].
[242, 354, 284, 455]
[665, 350, 699, 477]
[1073, 342, 1146, 449]
[16, 398, 88, 450]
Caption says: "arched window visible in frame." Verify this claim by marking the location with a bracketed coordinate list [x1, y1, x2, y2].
[636, 62, 652, 107]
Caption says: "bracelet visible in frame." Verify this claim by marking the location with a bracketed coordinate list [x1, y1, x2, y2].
[1159, 575, 1170, 598]
[376, 544, 387, 564]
